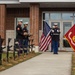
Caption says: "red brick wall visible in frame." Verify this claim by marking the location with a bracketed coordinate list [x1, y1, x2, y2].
[6, 8, 42, 30]
[30, 4, 39, 46]
[39, 9, 42, 30]
[6, 8, 29, 30]
[5, 7, 75, 30]
[0, 5, 6, 39]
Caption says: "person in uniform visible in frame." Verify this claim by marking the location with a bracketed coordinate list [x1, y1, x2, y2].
[50, 25, 55, 52]
[50, 23, 60, 54]
[23, 22, 29, 54]
[16, 20, 24, 55]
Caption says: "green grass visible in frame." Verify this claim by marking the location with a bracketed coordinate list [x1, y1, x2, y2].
[2, 53, 6, 59]
[2, 52, 17, 59]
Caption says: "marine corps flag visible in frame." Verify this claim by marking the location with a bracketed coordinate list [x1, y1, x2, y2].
[64, 24, 75, 51]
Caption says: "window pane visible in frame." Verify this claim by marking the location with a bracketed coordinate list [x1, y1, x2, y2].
[45, 13, 50, 20]
[50, 13, 61, 20]
[74, 13, 75, 24]
[62, 13, 73, 20]
[63, 22, 71, 35]
[63, 22, 72, 47]
[43, 13, 50, 20]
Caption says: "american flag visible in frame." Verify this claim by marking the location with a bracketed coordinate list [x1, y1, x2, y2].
[39, 21, 51, 52]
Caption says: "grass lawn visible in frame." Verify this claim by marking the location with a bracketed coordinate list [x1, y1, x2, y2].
[0, 51, 41, 72]
[2, 52, 14, 59]
[71, 52, 75, 75]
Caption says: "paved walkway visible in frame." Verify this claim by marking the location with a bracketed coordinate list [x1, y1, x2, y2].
[0, 52, 72, 75]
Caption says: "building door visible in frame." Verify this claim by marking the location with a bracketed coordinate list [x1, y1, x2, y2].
[42, 12, 75, 51]
[62, 21, 73, 51]
[50, 21, 73, 51]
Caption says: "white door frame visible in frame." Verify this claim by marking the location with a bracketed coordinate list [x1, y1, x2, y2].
[61, 20, 73, 51]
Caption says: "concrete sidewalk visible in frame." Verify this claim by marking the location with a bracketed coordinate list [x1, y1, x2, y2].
[0, 52, 72, 75]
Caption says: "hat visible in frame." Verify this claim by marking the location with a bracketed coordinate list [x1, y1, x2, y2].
[54, 23, 58, 25]
[23, 22, 28, 25]
[18, 20, 23, 22]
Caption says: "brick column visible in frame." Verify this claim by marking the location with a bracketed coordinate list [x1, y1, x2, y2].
[0, 5, 6, 39]
[30, 3, 39, 52]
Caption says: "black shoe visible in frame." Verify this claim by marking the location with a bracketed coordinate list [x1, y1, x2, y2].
[51, 51, 53, 52]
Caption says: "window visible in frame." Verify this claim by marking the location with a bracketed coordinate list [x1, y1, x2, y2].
[50, 13, 61, 20]
[63, 22, 72, 47]
[63, 22, 72, 35]
[45, 13, 50, 20]
[43, 13, 50, 20]
[62, 13, 73, 20]
[73, 13, 75, 24]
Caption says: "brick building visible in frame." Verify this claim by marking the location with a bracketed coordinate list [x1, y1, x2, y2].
[0, 0, 75, 52]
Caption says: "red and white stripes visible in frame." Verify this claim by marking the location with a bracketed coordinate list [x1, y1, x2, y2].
[39, 32, 51, 52]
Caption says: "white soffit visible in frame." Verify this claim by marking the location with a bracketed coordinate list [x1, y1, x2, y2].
[0, 0, 19, 4]
[19, 0, 75, 2]
[7, 2, 75, 8]
[0, 0, 75, 4]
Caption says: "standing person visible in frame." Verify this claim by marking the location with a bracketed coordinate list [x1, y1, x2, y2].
[16, 20, 24, 56]
[50, 23, 60, 54]
[50, 25, 55, 52]
[23, 22, 29, 54]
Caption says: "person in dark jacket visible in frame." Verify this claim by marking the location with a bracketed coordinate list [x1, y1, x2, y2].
[50, 25, 55, 52]
[50, 23, 60, 54]
[16, 20, 24, 55]
[23, 22, 29, 54]
[16, 20, 23, 39]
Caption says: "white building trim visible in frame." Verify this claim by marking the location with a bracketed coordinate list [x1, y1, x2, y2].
[0, 1, 20, 4]
[20, 0, 75, 2]
[0, 0, 75, 4]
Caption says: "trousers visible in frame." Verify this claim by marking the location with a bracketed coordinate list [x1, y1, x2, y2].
[53, 40, 59, 54]
[17, 39, 23, 56]
[23, 39, 28, 53]
[23, 39, 28, 48]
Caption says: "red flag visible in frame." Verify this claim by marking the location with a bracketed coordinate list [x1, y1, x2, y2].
[64, 24, 75, 51]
